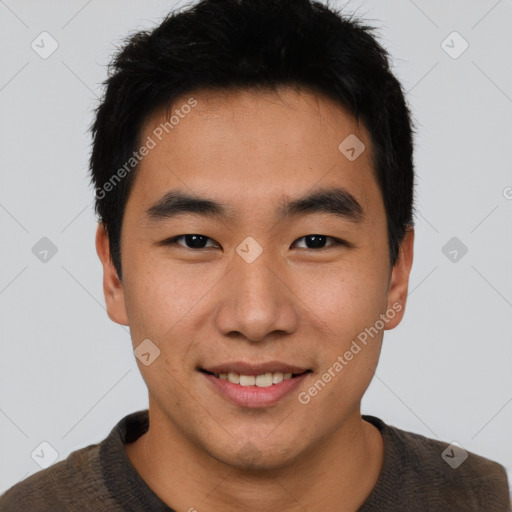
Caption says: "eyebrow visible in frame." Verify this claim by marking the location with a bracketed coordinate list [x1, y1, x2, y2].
[145, 186, 365, 224]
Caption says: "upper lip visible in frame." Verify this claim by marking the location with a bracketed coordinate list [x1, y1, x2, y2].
[201, 361, 311, 376]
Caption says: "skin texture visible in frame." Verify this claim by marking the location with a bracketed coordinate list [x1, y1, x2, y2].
[96, 86, 414, 512]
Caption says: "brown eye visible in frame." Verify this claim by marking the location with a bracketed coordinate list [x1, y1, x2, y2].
[292, 235, 345, 250]
[164, 234, 219, 249]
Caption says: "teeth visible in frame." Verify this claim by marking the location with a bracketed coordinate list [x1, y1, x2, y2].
[272, 372, 284, 384]
[227, 372, 240, 384]
[216, 371, 297, 387]
[240, 375, 256, 386]
[255, 373, 273, 387]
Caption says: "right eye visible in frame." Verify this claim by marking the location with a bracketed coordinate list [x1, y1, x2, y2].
[162, 234, 220, 250]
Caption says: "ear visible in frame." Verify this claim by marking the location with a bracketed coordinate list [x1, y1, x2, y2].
[95, 223, 129, 326]
[384, 227, 414, 330]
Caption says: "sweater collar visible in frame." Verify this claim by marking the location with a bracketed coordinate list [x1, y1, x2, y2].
[99, 409, 395, 511]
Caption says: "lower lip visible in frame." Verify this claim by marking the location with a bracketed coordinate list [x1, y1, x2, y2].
[202, 372, 310, 408]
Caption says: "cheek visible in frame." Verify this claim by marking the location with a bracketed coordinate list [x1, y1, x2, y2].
[122, 256, 220, 356]
[293, 260, 389, 340]
[123, 267, 197, 394]
[306, 256, 389, 407]
[122, 263, 177, 346]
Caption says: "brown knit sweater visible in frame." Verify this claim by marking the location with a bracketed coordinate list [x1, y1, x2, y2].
[0, 410, 510, 511]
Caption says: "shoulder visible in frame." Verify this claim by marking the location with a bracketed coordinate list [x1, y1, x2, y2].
[364, 415, 511, 511]
[0, 441, 119, 512]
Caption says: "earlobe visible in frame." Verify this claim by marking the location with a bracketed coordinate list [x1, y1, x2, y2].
[384, 227, 414, 330]
[95, 223, 129, 326]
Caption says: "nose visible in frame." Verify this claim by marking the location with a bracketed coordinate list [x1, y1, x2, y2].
[214, 244, 299, 343]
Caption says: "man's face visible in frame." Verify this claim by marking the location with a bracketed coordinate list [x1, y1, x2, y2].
[97, 86, 412, 469]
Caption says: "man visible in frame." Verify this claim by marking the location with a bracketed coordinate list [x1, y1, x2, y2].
[1, 0, 510, 510]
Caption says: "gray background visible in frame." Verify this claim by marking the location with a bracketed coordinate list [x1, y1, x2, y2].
[1, 0, 511, 494]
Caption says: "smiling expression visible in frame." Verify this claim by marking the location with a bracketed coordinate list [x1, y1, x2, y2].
[97, 85, 413, 470]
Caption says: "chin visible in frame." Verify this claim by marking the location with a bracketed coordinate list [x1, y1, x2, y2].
[209, 438, 302, 473]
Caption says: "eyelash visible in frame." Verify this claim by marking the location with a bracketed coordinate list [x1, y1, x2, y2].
[162, 234, 348, 251]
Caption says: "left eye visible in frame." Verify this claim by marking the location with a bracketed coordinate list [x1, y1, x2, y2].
[163, 234, 344, 250]
[292, 234, 344, 250]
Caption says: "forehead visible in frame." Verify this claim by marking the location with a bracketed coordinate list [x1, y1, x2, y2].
[127, 86, 381, 223]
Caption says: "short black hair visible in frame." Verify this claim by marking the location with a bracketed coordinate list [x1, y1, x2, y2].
[89, 0, 415, 281]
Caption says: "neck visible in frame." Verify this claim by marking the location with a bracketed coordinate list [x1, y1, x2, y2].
[126, 406, 383, 512]
[126, 407, 384, 512]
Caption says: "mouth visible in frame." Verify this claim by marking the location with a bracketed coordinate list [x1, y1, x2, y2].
[199, 368, 312, 387]
[199, 362, 313, 408]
